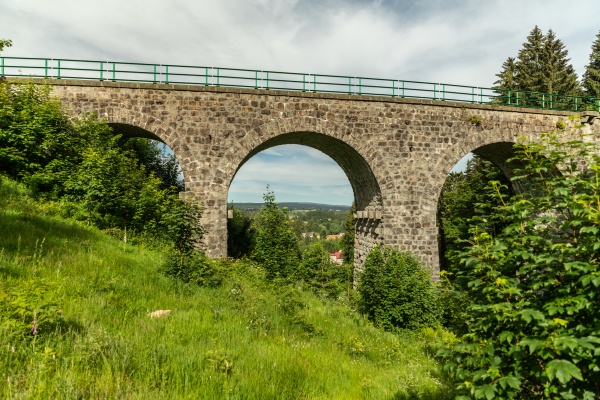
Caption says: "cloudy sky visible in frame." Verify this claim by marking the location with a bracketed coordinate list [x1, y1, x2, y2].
[2, 0, 599, 204]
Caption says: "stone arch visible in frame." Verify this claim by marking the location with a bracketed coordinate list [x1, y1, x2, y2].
[227, 117, 385, 270]
[91, 110, 193, 191]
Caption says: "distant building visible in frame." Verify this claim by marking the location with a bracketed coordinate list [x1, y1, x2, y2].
[302, 232, 316, 240]
[329, 251, 343, 265]
[326, 233, 344, 240]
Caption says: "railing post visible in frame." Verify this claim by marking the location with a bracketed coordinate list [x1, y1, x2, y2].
[255, 70, 258, 89]
[550, 94, 553, 109]
[471, 87, 474, 103]
[205, 67, 208, 85]
[516, 91, 519, 106]
[45, 59, 49, 78]
[216, 68, 220, 86]
[314, 75, 317, 93]
[480, 87, 483, 104]
[0, 57, 4, 76]
[442, 84, 445, 101]
[575, 96, 578, 111]
[303, 74, 306, 92]
[542, 94, 545, 109]
[100, 61, 103, 81]
[111, 62, 115, 81]
[153, 64, 157, 83]
[433, 83, 437, 100]
[358, 77, 361, 94]
[57, 59, 61, 79]
[401, 80, 405, 97]
[507, 90, 511, 105]
[165, 65, 169, 84]
[348, 77, 352, 94]
[266, 71, 269, 90]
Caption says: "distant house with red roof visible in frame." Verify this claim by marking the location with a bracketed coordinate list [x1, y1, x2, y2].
[329, 251, 343, 265]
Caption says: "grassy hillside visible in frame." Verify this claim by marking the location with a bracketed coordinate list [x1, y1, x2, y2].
[0, 177, 453, 399]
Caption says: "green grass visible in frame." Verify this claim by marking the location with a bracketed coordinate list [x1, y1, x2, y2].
[0, 177, 454, 399]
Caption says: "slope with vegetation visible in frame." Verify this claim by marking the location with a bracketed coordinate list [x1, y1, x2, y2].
[0, 178, 454, 399]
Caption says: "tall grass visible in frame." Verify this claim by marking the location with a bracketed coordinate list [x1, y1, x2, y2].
[0, 177, 454, 399]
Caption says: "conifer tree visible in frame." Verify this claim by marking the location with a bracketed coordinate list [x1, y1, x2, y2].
[495, 26, 581, 107]
[494, 57, 518, 104]
[540, 30, 579, 96]
[515, 26, 546, 94]
[583, 31, 600, 98]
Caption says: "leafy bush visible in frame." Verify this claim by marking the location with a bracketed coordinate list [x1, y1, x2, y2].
[251, 188, 300, 280]
[161, 251, 223, 288]
[357, 246, 441, 331]
[298, 243, 351, 298]
[441, 130, 600, 399]
[0, 279, 64, 339]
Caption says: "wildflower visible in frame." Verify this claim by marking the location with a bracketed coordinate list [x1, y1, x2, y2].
[32, 318, 38, 336]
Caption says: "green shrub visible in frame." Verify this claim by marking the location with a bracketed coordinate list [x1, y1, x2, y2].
[441, 130, 600, 399]
[161, 251, 223, 288]
[0, 279, 64, 339]
[251, 188, 300, 280]
[357, 246, 441, 331]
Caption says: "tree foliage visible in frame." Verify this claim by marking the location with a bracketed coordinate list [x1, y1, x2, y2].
[441, 129, 600, 399]
[0, 39, 11, 53]
[0, 79, 201, 252]
[583, 31, 600, 99]
[358, 246, 441, 331]
[341, 202, 356, 265]
[298, 243, 350, 298]
[495, 26, 580, 106]
[251, 188, 300, 280]
[437, 156, 513, 272]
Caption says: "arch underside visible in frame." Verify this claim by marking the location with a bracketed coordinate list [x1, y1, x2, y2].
[109, 123, 166, 143]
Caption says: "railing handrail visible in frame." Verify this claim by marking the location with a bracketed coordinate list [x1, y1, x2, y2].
[1, 56, 598, 112]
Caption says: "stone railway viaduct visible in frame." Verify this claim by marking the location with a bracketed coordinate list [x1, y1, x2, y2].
[42, 79, 600, 278]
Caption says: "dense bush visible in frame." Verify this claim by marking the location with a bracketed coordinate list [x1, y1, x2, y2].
[441, 129, 600, 399]
[251, 189, 300, 280]
[0, 79, 201, 252]
[161, 251, 223, 288]
[298, 243, 351, 298]
[357, 246, 441, 331]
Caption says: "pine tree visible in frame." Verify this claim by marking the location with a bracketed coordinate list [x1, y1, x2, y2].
[583, 31, 600, 98]
[494, 57, 518, 104]
[515, 26, 546, 94]
[495, 26, 581, 107]
[540, 30, 579, 96]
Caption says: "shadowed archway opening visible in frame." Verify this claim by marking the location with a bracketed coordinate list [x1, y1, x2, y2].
[108, 123, 184, 192]
[437, 142, 519, 272]
[228, 131, 383, 271]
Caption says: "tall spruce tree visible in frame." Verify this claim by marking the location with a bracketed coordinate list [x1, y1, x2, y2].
[494, 57, 518, 103]
[515, 26, 546, 94]
[495, 27, 580, 106]
[540, 30, 579, 96]
[583, 31, 600, 98]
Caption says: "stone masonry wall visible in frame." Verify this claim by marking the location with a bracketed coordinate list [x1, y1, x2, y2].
[37, 79, 600, 279]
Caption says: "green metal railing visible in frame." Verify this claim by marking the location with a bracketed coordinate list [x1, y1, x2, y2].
[1, 56, 598, 112]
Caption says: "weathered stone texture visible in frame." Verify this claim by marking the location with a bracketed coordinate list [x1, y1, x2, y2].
[40, 79, 600, 280]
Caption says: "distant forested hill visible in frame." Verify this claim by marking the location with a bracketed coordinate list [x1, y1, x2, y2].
[229, 202, 350, 213]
